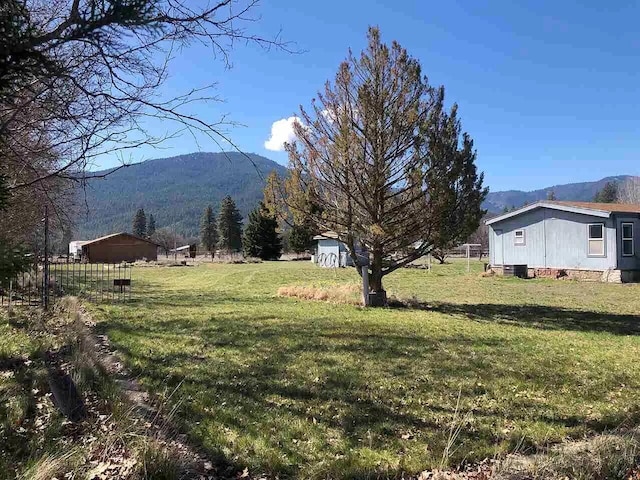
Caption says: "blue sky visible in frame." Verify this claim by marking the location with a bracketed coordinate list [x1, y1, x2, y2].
[99, 0, 640, 192]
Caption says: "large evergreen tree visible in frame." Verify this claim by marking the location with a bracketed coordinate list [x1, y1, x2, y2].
[286, 28, 487, 305]
[288, 223, 313, 254]
[132, 208, 147, 237]
[147, 214, 156, 237]
[243, 203, 282, 260]
[217, 196, 243, 253]
[200, 205, 218, 258]
[594, 182, 618, 203]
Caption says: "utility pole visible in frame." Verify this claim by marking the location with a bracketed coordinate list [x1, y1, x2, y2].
[43, 206, 49, 310]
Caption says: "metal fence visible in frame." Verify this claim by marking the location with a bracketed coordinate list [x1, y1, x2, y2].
[0, 262, 133, 308]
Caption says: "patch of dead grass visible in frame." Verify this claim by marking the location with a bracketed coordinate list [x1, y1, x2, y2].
[277, 283, 361, 304]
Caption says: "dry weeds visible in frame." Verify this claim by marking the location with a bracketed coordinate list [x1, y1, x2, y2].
[277, 283, 361, 304]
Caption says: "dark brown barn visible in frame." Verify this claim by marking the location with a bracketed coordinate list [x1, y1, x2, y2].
[81, 232, 159, 263]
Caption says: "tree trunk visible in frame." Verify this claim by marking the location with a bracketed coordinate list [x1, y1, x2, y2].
[368, 248, 387, 307]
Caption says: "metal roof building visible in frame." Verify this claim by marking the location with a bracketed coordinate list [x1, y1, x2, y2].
[76, 232, 159, 263]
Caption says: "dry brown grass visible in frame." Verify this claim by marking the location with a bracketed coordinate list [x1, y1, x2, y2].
[495, 429, 640, 480]
[277, 283, 361, 304]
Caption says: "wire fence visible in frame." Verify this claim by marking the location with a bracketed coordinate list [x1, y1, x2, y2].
[0, 262, 133, 308]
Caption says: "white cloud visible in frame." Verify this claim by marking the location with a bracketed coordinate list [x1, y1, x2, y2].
[264, 116, 302, 151]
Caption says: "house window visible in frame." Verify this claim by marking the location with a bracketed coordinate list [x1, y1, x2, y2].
[514, 230, 525, 245]
[622, 223, 634, 256]
[588, 223, 605, 256]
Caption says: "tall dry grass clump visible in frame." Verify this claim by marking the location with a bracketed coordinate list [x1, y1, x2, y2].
[277, 284, 361, 305]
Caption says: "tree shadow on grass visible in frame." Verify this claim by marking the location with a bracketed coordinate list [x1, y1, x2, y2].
[97, 308, 640, 478]
[390, 299, 640, 335]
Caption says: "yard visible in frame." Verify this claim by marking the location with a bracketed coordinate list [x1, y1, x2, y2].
[88, 260, 640, 478]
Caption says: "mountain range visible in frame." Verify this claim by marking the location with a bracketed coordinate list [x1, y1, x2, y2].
[482, 175, 632, 213]
[73, 152, 631, 239]
[74, 152, 287, 239]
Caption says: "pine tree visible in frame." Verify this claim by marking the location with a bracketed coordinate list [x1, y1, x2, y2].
[594, 182, 618, 203]
[200, 205, 218, 258]
[288, 223, 313, 254]
[546, 189, 556, 201]
[285, 28, 487, 305]
[147, 214, 156, 237]
[132, 208, 146, 237]
[263, 171, 285, 221]
[243, 202, 282, 260]
[217, 196, 243, 253]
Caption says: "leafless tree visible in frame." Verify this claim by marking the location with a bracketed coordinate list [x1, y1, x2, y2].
[152, 227, 185, 258]
[286, 28, 486, 305]
[1, 0, 289, 238]
[617, 177, 640, 204]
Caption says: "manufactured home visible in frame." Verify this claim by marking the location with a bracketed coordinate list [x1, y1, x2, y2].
[487, 201, 640, 282]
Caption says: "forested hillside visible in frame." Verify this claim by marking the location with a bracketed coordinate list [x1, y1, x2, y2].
[483, 175, 632, 213]
[74, 150, 632, 240]
[74, 152, 287, 239]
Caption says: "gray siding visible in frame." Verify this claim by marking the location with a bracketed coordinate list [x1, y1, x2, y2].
[489, 208, 617, 270]
[615, 216, 640, 270]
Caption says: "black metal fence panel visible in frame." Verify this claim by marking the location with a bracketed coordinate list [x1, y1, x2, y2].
[0, 262, 133, 307]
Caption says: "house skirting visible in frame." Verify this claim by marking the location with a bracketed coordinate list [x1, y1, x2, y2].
[490, 266, 640, 283]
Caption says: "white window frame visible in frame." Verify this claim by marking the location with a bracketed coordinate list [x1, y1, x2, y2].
[587, 223, 606, 257]
[622, 222, 634, 257]
[514, 229, 525, 246]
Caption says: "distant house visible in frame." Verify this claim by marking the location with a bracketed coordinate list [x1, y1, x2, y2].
[71, 232, 159, 263]
[312, 232, 354, 268]
[487, 201, 640, 281]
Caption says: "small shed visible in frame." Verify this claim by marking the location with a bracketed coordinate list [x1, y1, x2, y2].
[312, 232, 354, 268]
[79, 232, 159, 263]
[69, 240, 88, 261]
[171, 244, 197, 259]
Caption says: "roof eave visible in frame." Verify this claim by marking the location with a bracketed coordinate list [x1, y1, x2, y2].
[486, 202, 611, 226]
[83, 232, 161, 247]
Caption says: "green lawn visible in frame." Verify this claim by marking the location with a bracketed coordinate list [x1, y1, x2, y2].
[89, 260, 640, 478]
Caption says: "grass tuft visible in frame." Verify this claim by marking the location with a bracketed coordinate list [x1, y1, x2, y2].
[136, 440, 182, 480]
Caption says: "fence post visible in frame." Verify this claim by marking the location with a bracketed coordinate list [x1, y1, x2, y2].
[43, 206, 49, 310]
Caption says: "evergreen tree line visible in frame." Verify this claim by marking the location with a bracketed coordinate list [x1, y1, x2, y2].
[132, 209, 157, 238]
[131, 192, 303, 261]
[200, 195, 283, 260]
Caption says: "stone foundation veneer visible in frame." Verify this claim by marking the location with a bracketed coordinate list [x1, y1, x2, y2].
[490, 266, 640, 283]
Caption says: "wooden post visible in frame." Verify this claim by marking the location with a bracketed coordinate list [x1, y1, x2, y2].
[467, 244, 470, 273]
[362, 268, 370, 307]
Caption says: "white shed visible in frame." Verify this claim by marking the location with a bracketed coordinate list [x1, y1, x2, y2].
[69, 240, 88, 261]
[312, 232, 354, 268]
